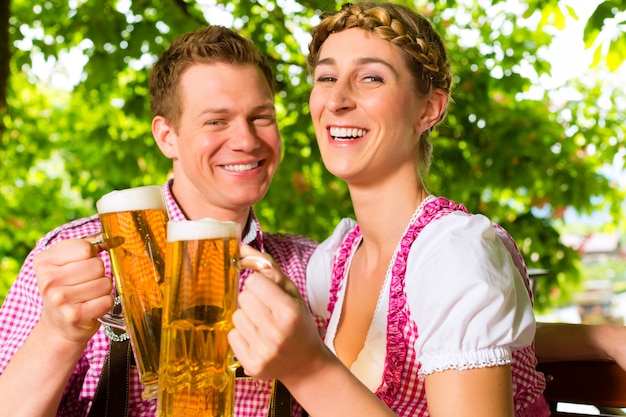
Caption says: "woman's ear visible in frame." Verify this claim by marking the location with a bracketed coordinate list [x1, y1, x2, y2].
[152, 115, 178, 159]
[415, 89, 448, 133]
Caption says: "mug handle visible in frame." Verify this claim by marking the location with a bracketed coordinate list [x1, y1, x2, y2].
[98, 314, 126, 330]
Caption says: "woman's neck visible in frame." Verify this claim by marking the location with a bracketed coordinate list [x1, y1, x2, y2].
[349, 181, 428, 263]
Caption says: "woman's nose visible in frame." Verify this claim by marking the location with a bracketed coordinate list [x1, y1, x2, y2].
[326, 80, 356, 113]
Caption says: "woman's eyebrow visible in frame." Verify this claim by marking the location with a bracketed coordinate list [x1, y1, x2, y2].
[315, 56, 399, 78]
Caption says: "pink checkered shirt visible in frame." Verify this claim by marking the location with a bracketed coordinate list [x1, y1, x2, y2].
[0, 179, 322, 417]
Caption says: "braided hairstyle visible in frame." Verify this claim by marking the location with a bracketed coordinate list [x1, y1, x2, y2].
[308, 2, 452, 177]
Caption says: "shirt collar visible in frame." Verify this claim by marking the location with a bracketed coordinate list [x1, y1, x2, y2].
[161, 178, 264, 251]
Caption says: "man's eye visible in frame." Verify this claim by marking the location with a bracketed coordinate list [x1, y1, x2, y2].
[206, 120, 224, 126]
[316, 75, 336, 82]
[252, 115, 276, 126]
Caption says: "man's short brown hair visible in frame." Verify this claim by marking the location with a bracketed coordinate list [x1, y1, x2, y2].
[149, 26, 274, 129]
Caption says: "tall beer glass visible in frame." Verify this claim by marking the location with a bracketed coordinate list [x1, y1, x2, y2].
[96, 185, 168, 400]
[158, 218, 240, 417]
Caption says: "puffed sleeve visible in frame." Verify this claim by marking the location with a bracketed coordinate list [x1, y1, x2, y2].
[306, 218, 357, 320]
[406, 211, 536, 377]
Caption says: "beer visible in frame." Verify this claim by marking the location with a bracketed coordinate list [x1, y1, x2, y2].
[158, 218, 240, 417]
[96, 185, 168, 400]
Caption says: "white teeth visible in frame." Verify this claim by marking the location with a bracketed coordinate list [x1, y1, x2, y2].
[329, 127, 366, 139]
[224, 162, 260, 172]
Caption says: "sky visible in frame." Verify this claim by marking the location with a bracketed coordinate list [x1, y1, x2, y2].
[542, 1, 626, 225]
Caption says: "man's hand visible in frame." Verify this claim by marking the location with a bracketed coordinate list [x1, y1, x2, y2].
[33, 236, 113, 344]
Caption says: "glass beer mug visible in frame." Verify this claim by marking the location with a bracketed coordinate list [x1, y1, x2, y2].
[96, 185, 168, 400]
[157, 217, 241, 417]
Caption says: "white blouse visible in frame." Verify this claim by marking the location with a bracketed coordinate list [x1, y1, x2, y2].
[306, 210, 536, 391]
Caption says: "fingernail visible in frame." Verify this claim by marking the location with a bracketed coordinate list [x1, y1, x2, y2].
[255, 258, 272, 270]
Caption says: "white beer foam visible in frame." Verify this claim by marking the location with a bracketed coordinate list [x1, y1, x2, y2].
[96, 185, 165, 214]
[167, 218, 240, 242]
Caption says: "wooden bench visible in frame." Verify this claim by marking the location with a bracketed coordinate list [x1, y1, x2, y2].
[537, 360, 626, 416]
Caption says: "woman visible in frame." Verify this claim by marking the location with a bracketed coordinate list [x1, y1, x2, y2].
[230, 2, 551, 416]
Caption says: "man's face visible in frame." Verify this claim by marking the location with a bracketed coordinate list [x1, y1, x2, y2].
[158, 62, 281, 221]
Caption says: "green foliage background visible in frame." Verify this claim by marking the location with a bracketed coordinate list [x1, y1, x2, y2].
[1, 0, 625, 311]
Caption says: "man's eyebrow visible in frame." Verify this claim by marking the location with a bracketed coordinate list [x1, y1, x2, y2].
[251, 103, 276, 112]
[197, 103, 275, 119]
[202, 107, 229, 114]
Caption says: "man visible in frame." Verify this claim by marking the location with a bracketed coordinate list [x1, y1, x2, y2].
[0, 25, 322, 417]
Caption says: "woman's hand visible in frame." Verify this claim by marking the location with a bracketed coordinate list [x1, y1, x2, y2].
[229, 244, 326, 380]
[231, 245, 398, 417]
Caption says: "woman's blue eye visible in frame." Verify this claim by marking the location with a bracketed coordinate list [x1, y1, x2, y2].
[363, 75, 383, 83]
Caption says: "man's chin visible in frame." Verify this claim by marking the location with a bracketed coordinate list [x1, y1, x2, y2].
[233, 189, 269, 208]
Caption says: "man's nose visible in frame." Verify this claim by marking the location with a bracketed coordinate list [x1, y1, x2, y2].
[229, 121, 261, 151]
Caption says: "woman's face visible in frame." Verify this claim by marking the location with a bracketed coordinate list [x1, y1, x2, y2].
[309, 28, 443, 187]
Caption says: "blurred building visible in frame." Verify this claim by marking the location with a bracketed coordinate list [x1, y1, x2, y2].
[561, 232, 625, 324]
